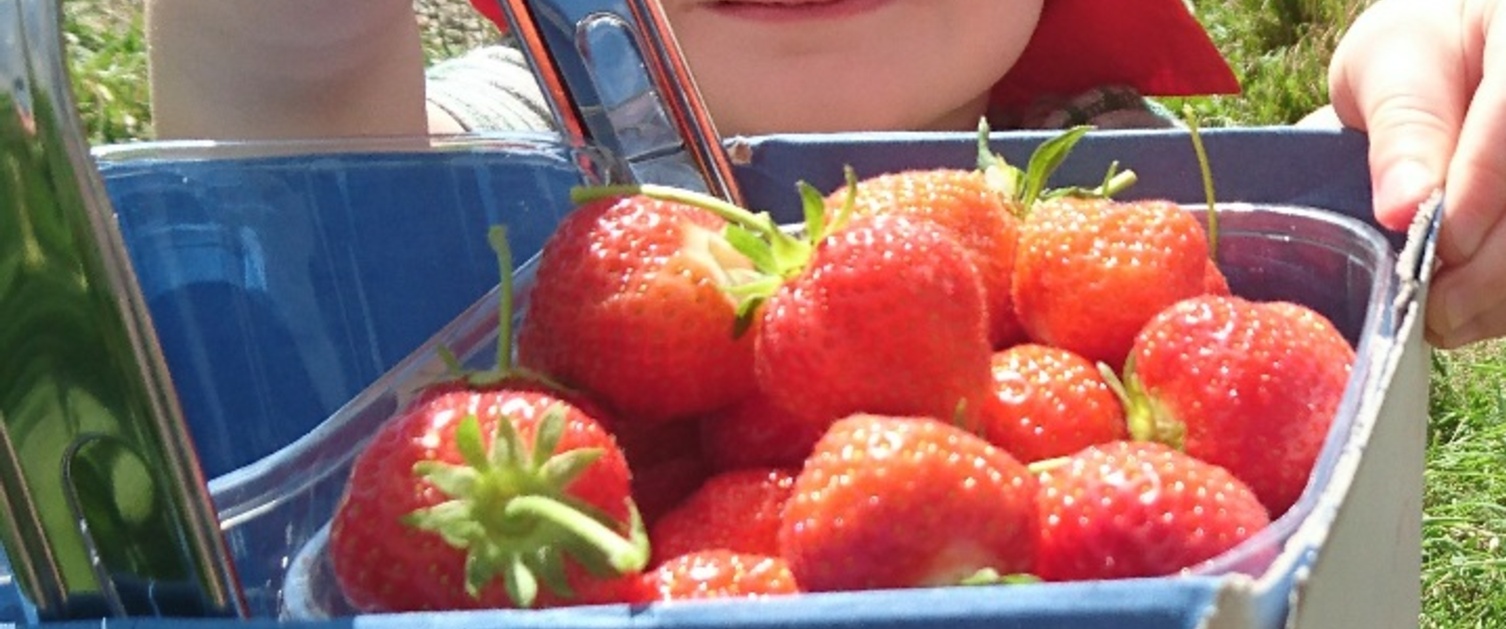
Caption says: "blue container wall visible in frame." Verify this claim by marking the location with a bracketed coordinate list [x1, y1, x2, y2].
[100, 148, 593, 478]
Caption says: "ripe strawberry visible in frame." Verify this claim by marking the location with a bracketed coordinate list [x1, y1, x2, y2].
[754, 213, 993, 427]
[649, 467, 796, 564]
[1124, 295, 1355, 516]
[827, 167, 1025, 348]
[1012, 196, 1211, 368]
[977, 343, 1126, 463]
[780, 414, 1037, 592]
[328, 227, 648, 612]
[575, 183, 995, 430]
[516, 193, 757, 425]
[699, 392, 829, 473]
[823, 124, 1142, 351]
[1035, 441, 1270, 581]
[635, 551, 799, 602]
[328, 393, 648, 611]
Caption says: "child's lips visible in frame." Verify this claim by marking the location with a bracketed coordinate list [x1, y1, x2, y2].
[706, 0, 894, 22]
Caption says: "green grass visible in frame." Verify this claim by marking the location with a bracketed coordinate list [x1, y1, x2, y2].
[1426, 343, 1506, 627]
[64, 0, 152, 143]
[58, 1, 1506, 627]
[1170, 0, 1371, 125]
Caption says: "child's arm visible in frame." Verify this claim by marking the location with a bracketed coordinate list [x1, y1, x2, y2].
[1327, 0, 1505, 348]
[145, 0, 464, 139]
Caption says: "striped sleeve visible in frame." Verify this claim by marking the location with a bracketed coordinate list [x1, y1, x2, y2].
[424, 44, 556, 133]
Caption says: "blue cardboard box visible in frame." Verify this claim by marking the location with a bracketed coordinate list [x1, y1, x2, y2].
[1, 127, 1430, 628]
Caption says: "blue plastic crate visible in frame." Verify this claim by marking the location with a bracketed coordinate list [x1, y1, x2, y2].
[6, 127, 1429, 628]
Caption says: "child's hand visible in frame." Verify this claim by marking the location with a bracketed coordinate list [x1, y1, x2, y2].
[1327, 0, 1505, 348]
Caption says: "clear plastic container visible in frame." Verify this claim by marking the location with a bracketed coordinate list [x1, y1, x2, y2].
[91, 133, 621, 616]
[266, 198, 1396, 619]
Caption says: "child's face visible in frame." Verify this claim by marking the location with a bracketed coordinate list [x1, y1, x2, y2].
[661, 0, 1045, 136]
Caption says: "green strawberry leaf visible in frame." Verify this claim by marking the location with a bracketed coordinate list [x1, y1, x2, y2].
[488, 412, 524, 471]
[457, 414, 491, 470]
[1102, 358, 1186, 449]
[403, 499, 482, 548]
[530, 405, 566, 471]
[798, 180, 829, 243]
[959, 568, 1043, 586]
[412, 463, 479, 499]
[725, 224, 776, 275]
[1020, 125, 1093, 207]
[534, 546, 575, 598]
[499, 555, 537, 607]
[977, 119, 1025, 202]
[823, 166, 860, 237]
[731, 291, 771, 338]
[538, 448, 604, 489]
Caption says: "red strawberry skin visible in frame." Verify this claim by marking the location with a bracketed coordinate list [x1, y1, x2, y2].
[600, 414, 711, 527]
[699, 393, 828, 472]
[780, 414, 1037, 592]
[978, 343, 1126, 463]
[634, 551, 799, 602]
[1012, 198, 1210, 368]
[517, 195, 756, 424]
[755, 214, 993, 427]
[1036, 441, 1271, 581]
[830, 169, 1026, 348]
[650, 467, 796, 565]
[1129, 295, 1355, 516]
[1204, 258, 1232, 296]
[328, 389, 635, 612]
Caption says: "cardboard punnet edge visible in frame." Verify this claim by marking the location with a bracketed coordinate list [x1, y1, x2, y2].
[1199, 193, 1440, 629]
[1281, 192, 1439, 628]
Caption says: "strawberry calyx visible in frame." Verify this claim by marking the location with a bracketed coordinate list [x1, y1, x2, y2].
[402, 403, 650, 608]
[975, 120, 1138, 216]
[1099, 359, 1185, 449]
[571, 180, 855, 335]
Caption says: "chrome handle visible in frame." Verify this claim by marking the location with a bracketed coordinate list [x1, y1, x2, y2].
[0, 0, 246, 620]
[496, 0, 745, 205]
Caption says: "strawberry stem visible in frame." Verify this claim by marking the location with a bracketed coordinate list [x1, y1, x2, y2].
[437, 225, 572, 391]
[505, 496, 648, 574]
[1099, 164, 1139, 198]
[1026, 455, 1070, 476]
[490, 225, 516, 373]
[1182, 106, 1220, 264]
[572, 184, 786, 244]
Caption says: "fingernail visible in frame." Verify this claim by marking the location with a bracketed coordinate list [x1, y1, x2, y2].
[1374, 160, 1438, 231]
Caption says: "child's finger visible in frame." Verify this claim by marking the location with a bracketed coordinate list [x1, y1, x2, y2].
[1435, 5, 1506, 271]
[1327, 0, 1469, 233]
[1422, 5, 1506, 344]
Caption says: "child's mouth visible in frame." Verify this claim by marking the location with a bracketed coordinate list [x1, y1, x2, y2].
[707, 0, 893, 22]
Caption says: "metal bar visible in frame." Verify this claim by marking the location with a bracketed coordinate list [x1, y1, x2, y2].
[0, 0, 246, 620]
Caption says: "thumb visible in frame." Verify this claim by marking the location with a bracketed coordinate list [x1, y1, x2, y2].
[1328, 0, 1469, 232]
